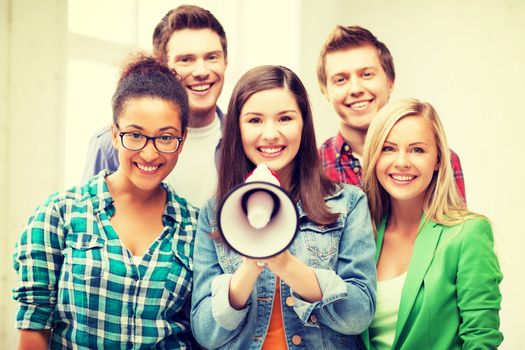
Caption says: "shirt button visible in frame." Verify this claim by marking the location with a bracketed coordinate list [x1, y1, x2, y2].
[292, 335, 302, 345]
[285, 296, 295, 307]
[343, 144, 350, 152]
[310, 314, 317, 323]
[353, 166, 360, 173]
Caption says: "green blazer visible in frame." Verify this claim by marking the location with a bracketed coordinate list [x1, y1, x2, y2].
[362, 215, 503, 350]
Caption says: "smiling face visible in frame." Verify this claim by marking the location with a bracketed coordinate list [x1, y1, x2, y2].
[324, 45, 394, 132]
[375, 115, 439, 207]
[166, 28, 227, 125]
[239, 88, 303, 188]
[112, 96, 185, 192]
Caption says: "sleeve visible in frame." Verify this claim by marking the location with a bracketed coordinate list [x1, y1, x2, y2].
[190, 201, 249, 349]
[457, 218, 503, 349]
[12, 195, 66, 330]
[292, 190, 377, 335]
[450, 149, 466, 202]
[82, 127, 118, 182]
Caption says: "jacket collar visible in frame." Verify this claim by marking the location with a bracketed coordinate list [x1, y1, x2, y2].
[296, 186, 344, 219]
[88, 170, 114, 214]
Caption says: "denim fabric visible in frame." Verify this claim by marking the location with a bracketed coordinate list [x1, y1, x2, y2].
[191, 184, 376, 349]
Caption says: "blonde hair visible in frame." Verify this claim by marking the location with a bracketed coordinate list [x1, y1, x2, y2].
[362, 98, 472, 230]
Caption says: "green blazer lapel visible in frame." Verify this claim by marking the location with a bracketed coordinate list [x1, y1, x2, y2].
[361, 218, 388, 350]
[392, 215, 444, 349]
[375, 217, 387, 263]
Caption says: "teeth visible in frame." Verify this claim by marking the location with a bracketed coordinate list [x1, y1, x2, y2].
[189, 84, 211, 92]
[259, 147, 283, 154]
[392, 175, 414, 181]
[137, 164, 159, 172]
[349, 101, 370, 110]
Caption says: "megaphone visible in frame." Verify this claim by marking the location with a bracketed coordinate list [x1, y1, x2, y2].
[217, 164, 299, 259]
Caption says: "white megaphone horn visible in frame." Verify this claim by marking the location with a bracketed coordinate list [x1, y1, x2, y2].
[217, 164, 299, 259]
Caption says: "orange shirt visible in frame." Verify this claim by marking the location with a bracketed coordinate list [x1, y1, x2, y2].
[261, 278, 288, 349]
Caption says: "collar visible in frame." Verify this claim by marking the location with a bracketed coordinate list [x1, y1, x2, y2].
[87, 170, 114, 214]
[296, 186, 344, 219]
[216, 106, 224, 126]
[335, 132, 357, 158]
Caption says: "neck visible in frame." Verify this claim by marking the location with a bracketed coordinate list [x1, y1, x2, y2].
[388, 198, 424, 233]
[339, 122, 367, 156]
[107, 170, 165, 204]
[188, 108, 216, 128]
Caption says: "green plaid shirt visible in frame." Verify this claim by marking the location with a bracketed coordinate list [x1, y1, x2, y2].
[13, 171, 198, 349]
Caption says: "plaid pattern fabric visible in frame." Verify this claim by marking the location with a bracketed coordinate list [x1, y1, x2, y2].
[319, 133, 363, 186]
[13, 171, 198, 349]
[319, 133, 467, 200]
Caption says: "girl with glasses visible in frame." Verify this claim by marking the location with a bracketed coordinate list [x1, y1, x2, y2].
[13, 55, 198, 349]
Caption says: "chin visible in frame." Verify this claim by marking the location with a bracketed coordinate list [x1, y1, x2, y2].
[130, 175, 165, 191]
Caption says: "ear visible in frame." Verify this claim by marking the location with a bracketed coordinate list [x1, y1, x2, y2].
[110, 123, 119, 149]
[388, 79, 395, 96]
[319, 83, 331, 101]
[177, 129, 188, 153]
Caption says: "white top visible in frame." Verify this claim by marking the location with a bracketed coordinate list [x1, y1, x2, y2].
[165, 115, 221, 209]
[369, 272, 408, 350]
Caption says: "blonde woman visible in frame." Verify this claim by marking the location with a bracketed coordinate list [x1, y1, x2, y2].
[361, 98, 502, 349]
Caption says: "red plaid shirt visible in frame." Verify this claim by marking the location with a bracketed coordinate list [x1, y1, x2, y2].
[319, 133, 466, 200]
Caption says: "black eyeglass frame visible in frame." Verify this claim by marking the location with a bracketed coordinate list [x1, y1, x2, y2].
[118, 131, 184, 154]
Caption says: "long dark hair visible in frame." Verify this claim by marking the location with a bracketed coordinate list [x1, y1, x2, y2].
[218, 65, 339, 225]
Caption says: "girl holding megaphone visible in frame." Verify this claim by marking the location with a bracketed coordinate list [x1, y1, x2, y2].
[191, 65, 377, 350]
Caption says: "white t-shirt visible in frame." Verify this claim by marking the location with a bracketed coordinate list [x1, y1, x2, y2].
[369, 271, 407, 350]
[165, 115, 221, 209]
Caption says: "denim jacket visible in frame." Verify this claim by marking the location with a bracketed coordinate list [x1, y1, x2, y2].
[191, 184, 377, 349]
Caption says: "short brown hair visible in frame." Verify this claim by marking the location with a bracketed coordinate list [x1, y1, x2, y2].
[152, 5, 227, 65]
[317, 25, 395, 95]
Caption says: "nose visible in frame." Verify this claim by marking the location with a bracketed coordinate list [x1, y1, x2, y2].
[140, 140, 160, 162]
[394, 151, 411, 168]
[347, 76, 364, 97]
[262, 121, 279, 141]
[192, 58, 210, 79]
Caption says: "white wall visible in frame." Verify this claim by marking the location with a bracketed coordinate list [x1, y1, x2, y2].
[2, 0, 524, 348]
[0, 0, 10, 342]
[3, 0, 67, 348]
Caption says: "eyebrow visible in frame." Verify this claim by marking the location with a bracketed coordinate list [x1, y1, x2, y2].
[174, 50, 223, 59]
[242, 110, 299, 117]
[330, 66, 378, 77]
[384, 140, 429, 147]
[120, 124, 180, 133]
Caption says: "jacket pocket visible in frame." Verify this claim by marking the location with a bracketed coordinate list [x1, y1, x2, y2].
[299, 218, 344, 267]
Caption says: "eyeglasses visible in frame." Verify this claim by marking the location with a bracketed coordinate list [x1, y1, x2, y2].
[118, 131, 183, 153]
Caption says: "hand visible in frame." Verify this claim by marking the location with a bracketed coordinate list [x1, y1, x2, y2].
[257, 250, 293, 277]
[258, 251, 323, 302]
[240, 256, 266, 274]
